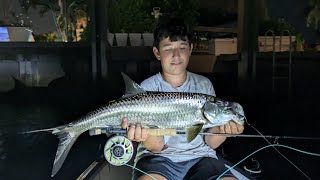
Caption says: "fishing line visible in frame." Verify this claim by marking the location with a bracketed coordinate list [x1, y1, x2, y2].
[245, 118, 312, 180]
[101, 119, 319, 179]
[120, 143, 320, 180]
[124, 163, 157, 180]
[216, 143, 320, 180]
[196, 132, 320, 140]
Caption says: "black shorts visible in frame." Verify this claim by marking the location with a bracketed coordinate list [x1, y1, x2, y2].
[132, 155, 235, 180]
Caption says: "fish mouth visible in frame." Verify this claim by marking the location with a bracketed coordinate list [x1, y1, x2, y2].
[231, 102, 245, 115]
[227, 102, 245, 125]
[237, 114, 246, 123]
[233, 111, 246, 125]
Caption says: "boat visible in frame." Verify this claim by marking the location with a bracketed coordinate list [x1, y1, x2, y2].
[77, 150, 258, 180]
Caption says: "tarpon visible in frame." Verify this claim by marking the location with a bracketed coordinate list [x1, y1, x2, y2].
[26, 73, 245, 177]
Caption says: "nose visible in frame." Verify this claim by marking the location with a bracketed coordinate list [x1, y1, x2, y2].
[172, 48, 180, 57]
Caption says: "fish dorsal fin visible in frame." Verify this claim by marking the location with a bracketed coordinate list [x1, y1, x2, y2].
[186, 124, 203, 142]
[121, 72, 146, 98]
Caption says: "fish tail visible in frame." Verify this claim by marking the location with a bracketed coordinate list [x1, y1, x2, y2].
[21, 128, 58, 134]
[51, 125, 80, 177]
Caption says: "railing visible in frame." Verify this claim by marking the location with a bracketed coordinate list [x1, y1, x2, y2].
[262, 29, 294, 95]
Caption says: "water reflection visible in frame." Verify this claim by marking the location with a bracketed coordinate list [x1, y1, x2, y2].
[0, 89, 111, 180]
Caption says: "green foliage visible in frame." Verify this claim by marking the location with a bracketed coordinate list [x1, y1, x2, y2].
[33, 32, 58, 41]
[306, 0, 320, 29]
[67, 0, 88, 19]
[108, 0, 155, 33]
[259, 18, 296, 36]
[295, 33, 305, 44]
[108, 0, 200, 33]
[79, 22, 90, 42]
[20, 0, 60, 14]
[153, 0, 200, 29]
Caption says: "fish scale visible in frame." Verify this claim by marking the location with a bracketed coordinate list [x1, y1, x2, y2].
[26, 73, 245, 177]
[82, 92, 208, 129]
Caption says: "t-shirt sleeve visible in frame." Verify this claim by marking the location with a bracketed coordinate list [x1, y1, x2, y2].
[208, 81, 216, 96]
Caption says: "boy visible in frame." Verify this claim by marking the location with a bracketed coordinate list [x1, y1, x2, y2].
[122, 18, 244, 180]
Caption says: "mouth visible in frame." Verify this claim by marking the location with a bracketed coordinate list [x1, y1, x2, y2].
[171, 62, 182, 66]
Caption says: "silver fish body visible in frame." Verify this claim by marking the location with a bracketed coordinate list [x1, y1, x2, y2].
[76, 92, 210, 131]
[29, 73, 245, 177]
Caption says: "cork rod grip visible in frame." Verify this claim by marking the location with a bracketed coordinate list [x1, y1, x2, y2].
[88, 128, 177, 136]
[146, 128, 176, 136]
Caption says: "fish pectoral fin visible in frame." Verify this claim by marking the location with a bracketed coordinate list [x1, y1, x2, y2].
[186, 124, 203, 142]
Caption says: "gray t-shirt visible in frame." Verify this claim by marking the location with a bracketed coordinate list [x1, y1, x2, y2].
[134, 71, 218, 164]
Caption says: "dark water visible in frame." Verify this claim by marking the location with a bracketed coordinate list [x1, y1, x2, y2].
[0, 74, 127, 180]
[0, 102, 107, 180]
[224, 94, 320, 180]
[1, 70, 320, 180]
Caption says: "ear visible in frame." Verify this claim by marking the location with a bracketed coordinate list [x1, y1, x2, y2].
[189, 43, 193, 56]
[153, 47, 161, 60]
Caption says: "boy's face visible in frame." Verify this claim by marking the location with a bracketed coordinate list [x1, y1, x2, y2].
[153, 37, 193, 76]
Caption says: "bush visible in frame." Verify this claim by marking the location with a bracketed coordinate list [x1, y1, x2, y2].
[108, 0, 155, 33]
[107, 0, 200, 33]
[259, 18, 296, 36]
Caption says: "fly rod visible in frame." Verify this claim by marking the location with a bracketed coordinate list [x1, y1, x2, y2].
[89, 128, 320, 141]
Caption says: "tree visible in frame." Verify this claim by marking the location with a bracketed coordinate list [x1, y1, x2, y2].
[306, 0, 320, 30]
[107, 0, 200, 33]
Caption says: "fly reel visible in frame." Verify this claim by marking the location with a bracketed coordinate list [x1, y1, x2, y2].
[104, 135, 134, 166]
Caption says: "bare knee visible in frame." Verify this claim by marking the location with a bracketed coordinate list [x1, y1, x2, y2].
[137, 173, 167, 180]
[219, 177, 238, 180]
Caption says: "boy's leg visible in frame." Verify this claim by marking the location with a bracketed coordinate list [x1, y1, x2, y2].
[132, 155, 187, 180]
[184, 157, 237, 180]
[138, 173, 167, 180]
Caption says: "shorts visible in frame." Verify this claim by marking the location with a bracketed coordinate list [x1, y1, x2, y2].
[132, 155, 235, 180]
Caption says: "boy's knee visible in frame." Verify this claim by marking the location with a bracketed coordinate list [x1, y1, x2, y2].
[138, 173, 167, 180]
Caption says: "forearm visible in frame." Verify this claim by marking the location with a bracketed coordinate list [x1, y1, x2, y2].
[205, 127, 227, 149]
[142, 135, 165, 153]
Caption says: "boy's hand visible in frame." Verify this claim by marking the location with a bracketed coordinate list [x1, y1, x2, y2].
[121, 117, 148, 142]
[219, 121, 244, 134]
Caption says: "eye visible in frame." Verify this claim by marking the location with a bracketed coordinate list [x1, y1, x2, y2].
[164, 48, 172, 52]
[179, 46, 188, 50]
[209, 97, 217, 103]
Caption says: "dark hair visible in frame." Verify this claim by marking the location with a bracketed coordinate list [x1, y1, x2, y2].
[153, 18, 192, 49]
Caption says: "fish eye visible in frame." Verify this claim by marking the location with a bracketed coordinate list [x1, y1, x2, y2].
[209, 97, 216, 103]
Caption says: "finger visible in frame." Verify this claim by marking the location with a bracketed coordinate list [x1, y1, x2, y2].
[121, 117, 128, 129]
[224, 122, 231, 134]
[219, 125, 225, 134]
[127, 125, 135, 140]
[237, 124, 244, 134]
[134, 124, 142, 141]
[141, 127, 147, 141]
[229, 121, 238, 134]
